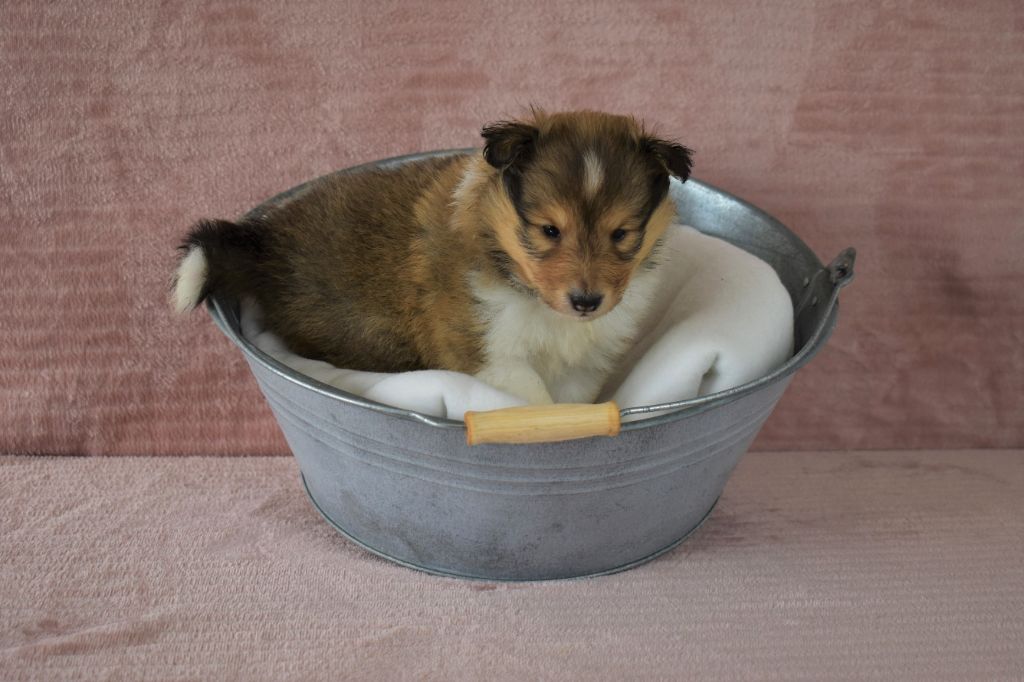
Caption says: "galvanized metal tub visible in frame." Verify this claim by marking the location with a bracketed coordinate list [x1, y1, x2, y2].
[208, 150, 856, 581]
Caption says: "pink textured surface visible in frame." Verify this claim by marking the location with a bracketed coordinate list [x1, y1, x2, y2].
[1, 1, 1022, 455]
[2, 450, 1022, 679]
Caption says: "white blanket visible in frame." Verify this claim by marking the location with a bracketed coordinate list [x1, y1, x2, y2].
[240, 225, 794, 420]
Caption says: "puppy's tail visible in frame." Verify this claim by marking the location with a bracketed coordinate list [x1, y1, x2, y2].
[171, 219, 266, 314]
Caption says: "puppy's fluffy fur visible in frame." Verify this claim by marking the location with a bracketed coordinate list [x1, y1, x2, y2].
[173, 110, 693, 404]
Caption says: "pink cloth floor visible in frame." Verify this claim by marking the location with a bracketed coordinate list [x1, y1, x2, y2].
[2, 450, 1022, 680]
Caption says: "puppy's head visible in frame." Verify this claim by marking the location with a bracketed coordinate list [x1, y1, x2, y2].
[479, 110, 693, 319]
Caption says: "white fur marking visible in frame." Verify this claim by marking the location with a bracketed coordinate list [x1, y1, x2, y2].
[583, 150, 603, 198]
[172, 247, 208, 313]
[471, 264, 664, 404]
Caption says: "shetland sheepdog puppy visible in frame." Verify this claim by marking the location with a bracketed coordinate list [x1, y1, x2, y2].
[173, 110, 693, 405]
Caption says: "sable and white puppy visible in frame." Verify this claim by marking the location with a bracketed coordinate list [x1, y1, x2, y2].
[173, 110, 693, 405]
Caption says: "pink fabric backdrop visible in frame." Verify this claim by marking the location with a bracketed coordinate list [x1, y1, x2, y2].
[2, 0, 1022, 455]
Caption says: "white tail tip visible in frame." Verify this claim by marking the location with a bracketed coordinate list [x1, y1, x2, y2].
[171, 247, 208, 314]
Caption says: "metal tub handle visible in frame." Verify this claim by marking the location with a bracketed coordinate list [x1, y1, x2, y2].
[465, 402, 621, 445]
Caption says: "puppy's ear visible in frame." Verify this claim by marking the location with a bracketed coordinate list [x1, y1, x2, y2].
[643, 137, 694, 182]
[481, 121, 538, 169]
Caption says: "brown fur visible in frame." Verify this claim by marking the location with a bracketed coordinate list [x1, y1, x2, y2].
[178, 110, 693, 377]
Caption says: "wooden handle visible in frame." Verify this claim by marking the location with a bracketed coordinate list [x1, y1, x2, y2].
[464, 402, 621, 446]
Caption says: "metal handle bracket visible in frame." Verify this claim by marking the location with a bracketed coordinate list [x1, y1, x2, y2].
[828, 247, 857, 288]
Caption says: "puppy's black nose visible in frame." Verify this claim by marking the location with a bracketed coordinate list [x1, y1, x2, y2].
[569, 291, 604, 313]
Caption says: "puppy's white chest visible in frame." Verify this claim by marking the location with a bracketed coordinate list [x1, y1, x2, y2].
[471, 272, 658, 403]
[484, 296, 608, 370]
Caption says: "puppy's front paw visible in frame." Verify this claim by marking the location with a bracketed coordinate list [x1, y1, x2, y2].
[513, 383, 555, 406]
[475, 363, 553, 405]
[551, 366, 606, 404]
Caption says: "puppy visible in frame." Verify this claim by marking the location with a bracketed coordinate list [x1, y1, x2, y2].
[173, 110, 693, 405]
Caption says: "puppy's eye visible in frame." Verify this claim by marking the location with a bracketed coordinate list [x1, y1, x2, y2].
[541, 224, 561, 239]
[611, 228, 627, 243]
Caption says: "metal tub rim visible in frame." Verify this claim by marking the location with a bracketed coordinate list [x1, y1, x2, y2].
[207, 148, 855, 435]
